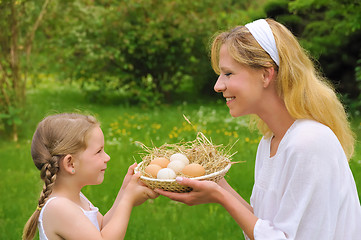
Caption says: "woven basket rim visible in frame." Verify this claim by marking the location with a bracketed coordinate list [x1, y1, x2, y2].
[134, 161, 231, 183]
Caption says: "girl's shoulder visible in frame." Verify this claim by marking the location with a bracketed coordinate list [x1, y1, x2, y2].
[42, 197, 84, 221]
[41, 197, 102, 239]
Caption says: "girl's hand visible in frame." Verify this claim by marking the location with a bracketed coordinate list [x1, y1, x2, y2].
[155, 177, 223, 206]
[120, 162, 138, 193]
[123, 172, 159, 206]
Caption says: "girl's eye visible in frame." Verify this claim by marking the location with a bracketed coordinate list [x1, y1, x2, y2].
[97, 149, 102, 154]
[225, 73, 232, 76]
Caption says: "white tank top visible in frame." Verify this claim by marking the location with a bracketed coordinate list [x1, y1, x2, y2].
[38, 192, 100, 240]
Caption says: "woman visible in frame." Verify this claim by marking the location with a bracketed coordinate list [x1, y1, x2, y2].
[156, 19, 361, 239]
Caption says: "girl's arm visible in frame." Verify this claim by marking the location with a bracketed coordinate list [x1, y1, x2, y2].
[155, 177, 258, 240]
[46, 173, 157, 240]
[101, 162, 138, 228]
[100, 172, 158, 239]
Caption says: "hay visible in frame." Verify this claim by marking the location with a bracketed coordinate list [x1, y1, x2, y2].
[134, 132, 237, 192]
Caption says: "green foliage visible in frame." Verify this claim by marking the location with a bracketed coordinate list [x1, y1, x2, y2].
[0, 0, 51, 140]
[264, 0, 361, 115]
[34, 0, 267, 105]
[0, 106, 22, 127]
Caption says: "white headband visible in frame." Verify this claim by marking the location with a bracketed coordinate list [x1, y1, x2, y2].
[245, 19, 280, 66]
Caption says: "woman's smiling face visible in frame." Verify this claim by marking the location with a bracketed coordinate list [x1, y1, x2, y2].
[214, 44, 266, 118]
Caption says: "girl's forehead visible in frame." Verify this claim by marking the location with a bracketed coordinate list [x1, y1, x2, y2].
[86, 127, 104, 145]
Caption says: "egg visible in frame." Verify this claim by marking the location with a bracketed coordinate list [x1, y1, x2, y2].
[150, 157, 170, 168]
[181, 163, 205, 177]
[167, 160, 186, 173]
[157, 168, 176, 179]
[144, 164, 162, 178]
[169, 153, 189, 165]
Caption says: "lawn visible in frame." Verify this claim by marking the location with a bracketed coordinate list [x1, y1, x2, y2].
[1, 83, 360, 239]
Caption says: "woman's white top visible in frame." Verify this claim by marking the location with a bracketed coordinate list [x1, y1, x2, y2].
[38, 192, 100, 240]
[248, 119, 361, 239]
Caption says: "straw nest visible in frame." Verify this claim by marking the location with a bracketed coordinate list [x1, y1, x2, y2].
[134, 132, 237, 193]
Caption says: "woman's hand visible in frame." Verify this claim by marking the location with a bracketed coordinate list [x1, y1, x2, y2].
[155, 177, 224, 206]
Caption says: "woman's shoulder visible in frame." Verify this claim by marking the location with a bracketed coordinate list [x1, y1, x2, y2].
[283, 119, 346, 162]
[287, 119, 339, 146]
[278, 120, 348, 179]
[292, 119, 332, 134]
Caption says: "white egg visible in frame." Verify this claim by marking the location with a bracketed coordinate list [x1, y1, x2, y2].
[167, 160, 186, 173]
[157, 168, 176, 179]
[169, 153, 189, 165]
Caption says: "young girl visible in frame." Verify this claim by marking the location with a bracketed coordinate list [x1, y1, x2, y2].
[23, 113, 158, 240]
[156, 19, 361, 239]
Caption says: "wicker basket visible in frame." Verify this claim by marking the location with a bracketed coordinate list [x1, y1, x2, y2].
[134, 161, 231, 193]
[134, 132, 235, 192]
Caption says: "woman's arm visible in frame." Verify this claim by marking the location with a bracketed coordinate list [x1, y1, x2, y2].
[155, 177, 258, 240]
[218, 178, 254, 212]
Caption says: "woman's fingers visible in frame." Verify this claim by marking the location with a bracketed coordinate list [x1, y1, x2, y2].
[155, 178, 222, 206]
[175, 176, 202, 189]
[155, 189, 193, 205]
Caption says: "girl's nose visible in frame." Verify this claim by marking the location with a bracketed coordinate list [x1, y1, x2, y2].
[104, 152, 110, 162]
[214, 76, 226, 93]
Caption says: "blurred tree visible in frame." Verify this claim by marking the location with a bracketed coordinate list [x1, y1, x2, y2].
[35, 0, 264, 106]
[0, 0, 51, 141]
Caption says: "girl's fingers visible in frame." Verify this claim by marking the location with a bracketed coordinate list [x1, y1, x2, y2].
[127, 162, 138, 174]
[146, 189, 160, 199]
[131, 172, 141, 181]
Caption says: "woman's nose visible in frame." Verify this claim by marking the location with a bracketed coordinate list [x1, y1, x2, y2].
[214, 76, 226, 93]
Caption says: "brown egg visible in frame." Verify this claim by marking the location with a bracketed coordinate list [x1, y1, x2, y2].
[150, 157, 170, 168]
[181, 163, 205, 177]
[144, 164, 162, 178]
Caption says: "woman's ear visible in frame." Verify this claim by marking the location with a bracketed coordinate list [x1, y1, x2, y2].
[262, 67, 276, 88]
[61, 154, 76, 174]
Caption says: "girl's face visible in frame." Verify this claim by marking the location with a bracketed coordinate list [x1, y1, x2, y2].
[75, 126, 110, 187]
[214, 44, 266, 118]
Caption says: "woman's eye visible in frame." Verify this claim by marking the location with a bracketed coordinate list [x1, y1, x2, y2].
[225, 73, 232, 76]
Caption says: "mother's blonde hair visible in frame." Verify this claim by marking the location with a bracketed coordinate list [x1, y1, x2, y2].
[211, 18, 355, 160]
[23, 113, 99, 240]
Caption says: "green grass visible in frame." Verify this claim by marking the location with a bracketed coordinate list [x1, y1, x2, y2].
[1, 83, 360, 239]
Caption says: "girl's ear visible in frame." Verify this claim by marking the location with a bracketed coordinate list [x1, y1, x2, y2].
[262, 67, 276, 88]
[62, 154, 76, 174]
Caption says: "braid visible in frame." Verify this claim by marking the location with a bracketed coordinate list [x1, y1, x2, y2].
[38, 156, 59, 208]
[23, 156, 60, 240]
